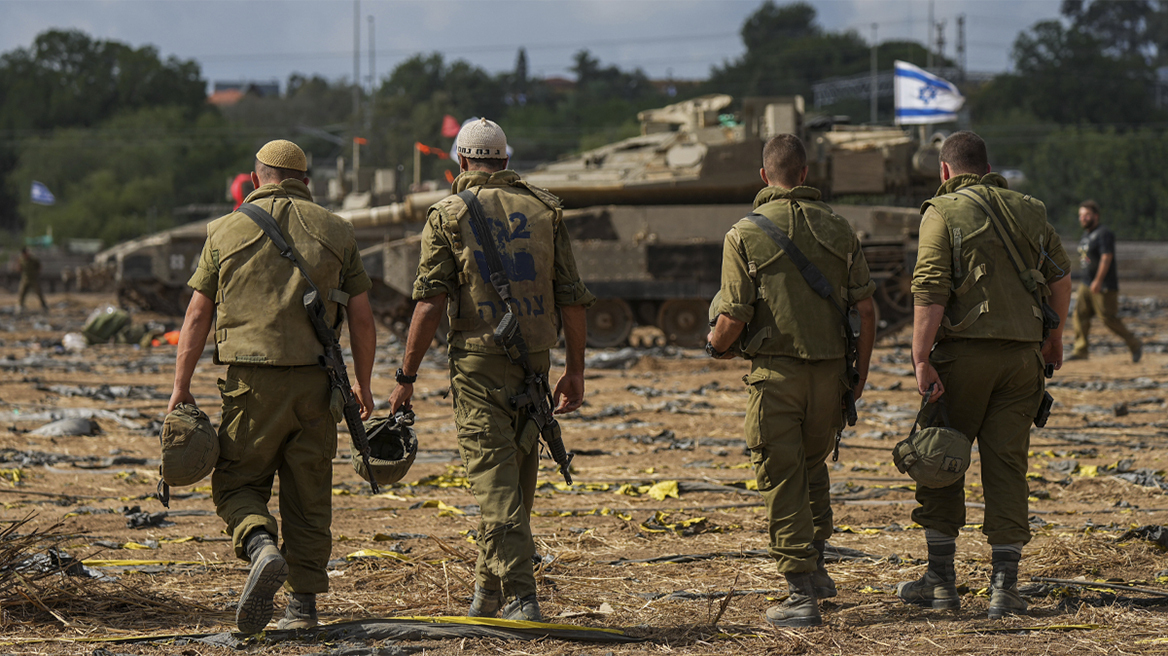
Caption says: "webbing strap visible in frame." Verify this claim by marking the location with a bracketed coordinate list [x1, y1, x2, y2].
[744, 211, 846, 318]
[457, 190, 514, 306]
[954, 189, 1043, 304]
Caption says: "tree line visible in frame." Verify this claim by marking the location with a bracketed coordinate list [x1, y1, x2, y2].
[2, 0, 1168, 246]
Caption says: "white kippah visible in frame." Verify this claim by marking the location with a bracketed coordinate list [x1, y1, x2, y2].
[456, 118, 507, 159]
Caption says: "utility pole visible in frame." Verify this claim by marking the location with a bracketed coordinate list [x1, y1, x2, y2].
[936, 20, 946, 64]
[352, 0, 360, 192]
[366, 14, 375, 133]
[926, 0, 934, 69]
[956, 14, 966, 81]
[870, 23, 878, 124]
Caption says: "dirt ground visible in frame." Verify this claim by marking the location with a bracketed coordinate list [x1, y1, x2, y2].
[1, 285, 1166, 655]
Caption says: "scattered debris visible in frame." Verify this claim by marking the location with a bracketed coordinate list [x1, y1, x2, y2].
[29, 417, 100, 437]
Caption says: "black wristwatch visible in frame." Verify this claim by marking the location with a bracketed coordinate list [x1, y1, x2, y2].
[705, 342, 725, 359]
[395, 368, 417, 384]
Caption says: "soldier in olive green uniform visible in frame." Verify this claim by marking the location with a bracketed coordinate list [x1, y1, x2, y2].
[707, 134, 877, 628]
[388, 119, 594, 622]
[898, 131, 1071, 619]
[168, 140, 377, 633]
[17, 248, 48, 312]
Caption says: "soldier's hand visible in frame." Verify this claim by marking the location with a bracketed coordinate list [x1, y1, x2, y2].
[553, 372, 584, 414]
[167, 389, 196, 414]
[388, 383, 413, 415]
[914, 363, 944, 402]
[1042, 334, 1063, 371]
[852, 376, 867, 402]
[352, 382, 374, 420]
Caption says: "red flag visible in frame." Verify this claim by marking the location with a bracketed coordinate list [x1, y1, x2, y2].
[441, 114, 460, 138]
[415, 142, 450, 159]
[444, 169, 455, 184]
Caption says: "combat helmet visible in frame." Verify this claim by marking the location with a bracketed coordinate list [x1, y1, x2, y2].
[352, 411, 418, 486]
[892, 394, 970, 488]
[159, 403, 219, 486]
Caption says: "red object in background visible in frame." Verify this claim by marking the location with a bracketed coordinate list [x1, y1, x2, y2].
[151, 330, 181, 347]
[354, 136, 368, 145]
[444, 170, 455, 184]
[230, 173, 253, 209]
[414, 142, 450, 159]
[441, 115, 460, 138]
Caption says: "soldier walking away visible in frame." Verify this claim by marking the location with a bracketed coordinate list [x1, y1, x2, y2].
[167, 140, 377, 633]
[388, 118, 595, 622]
[899, 131, 1072, 619]
[17, 247, 48, 312]
[706, 134, 877, 628]
[1069, 200, 1142, 362]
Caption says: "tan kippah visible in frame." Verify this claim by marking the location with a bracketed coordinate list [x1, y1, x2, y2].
[456, 118, 507, 158]
[256, 139, 307, 172]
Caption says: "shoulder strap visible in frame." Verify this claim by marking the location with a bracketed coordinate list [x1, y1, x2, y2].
[236, 202, 323, 299]
[745, 210, 846, 316]
[457, 189, 514, 308]
[953, 188, 1032, 279]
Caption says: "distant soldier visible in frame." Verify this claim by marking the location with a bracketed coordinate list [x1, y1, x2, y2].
[707, 134, 877, 627]
[168, 140, 376, 633]
[899, 131, 1071, 619]
[1068, 200, 1142, 362]
[388, 118, 594, 621]
[17, 247, 48, 312]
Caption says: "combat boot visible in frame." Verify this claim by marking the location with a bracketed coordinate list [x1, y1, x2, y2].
[765, 572, 822, 628]
[811, 540, 837, 599]
[500, 594, 542, 622]
[987, 548, 1027, 619]
[236, 530, 288, 634]
[276, 592, 317, 630]
[897, 536, 959, 610]
[467, 585, 503, 617]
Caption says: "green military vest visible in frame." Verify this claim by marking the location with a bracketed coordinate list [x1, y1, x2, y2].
[923, 173, 1051, 342]
[734, 186, 858, 360]
[431, 170, 561, 354]
[209, 180, 355, 365]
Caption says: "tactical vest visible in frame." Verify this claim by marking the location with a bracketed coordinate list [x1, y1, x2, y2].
[923, 180, 1051, 343]
[210, 181, 354, 365]
[433, 171, 561, 354]
[734, 189, 858, 360]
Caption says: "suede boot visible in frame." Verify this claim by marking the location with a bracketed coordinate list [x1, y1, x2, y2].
[897, 536, 959, 610]
[500, 594, 542, 622]
[987, 547, 1027, 619]
[236, 530, 288, 634]
[810, 540, 837, 599]
[276, 592, 317, 630]
[765, 572, 822, 628]
[467, 585, 503, 618]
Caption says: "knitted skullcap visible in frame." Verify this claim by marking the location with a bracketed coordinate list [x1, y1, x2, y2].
[456, 118, 507, 158]
[256, 139, 308, 172]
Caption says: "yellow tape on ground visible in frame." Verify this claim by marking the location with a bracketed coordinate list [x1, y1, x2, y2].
[345, 549, 410, 561]
[394, 615, 627, 635]
[82, 559, 204, 567]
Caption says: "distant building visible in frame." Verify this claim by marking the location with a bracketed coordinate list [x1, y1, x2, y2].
[207, 80, 281, 106]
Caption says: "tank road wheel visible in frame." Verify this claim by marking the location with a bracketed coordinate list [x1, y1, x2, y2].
[586, 298, 635, 348]
[657, 299, 710, 348]
[875, 265, 913, 321]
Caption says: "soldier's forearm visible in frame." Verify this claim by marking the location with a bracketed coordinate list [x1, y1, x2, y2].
[173, 291, 215, 392]
[911, 304, 945, 368]
[1047, 274, 1072, 340]
[402, 295, 446, 376]
[855, 297, 876, 383]
[709, 314, 746, 352]
[560, 305, 586, 375]
[346, 292, 377, 388]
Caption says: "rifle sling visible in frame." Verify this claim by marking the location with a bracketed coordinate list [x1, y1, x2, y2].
[745, 210, 849, 321]
[954, 188, 1046, 311]
[458, 190, 514, 305]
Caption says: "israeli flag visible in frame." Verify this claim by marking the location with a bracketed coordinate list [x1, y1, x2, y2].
[30, 181, 55, 206]
[894, 60, 964, 125]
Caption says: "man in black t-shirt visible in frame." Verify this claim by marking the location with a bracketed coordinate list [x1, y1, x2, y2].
[1069, 200, 1142, 362]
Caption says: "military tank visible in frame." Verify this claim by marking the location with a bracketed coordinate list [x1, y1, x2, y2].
[352, 94, 936, 347]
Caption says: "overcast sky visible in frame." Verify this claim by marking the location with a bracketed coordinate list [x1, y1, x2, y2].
[0, 0, 1062, 92]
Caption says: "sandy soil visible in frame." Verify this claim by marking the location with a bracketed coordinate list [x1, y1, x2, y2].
[0, 288, 1166, 655]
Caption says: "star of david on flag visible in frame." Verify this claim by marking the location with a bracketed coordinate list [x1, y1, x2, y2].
[894, 60, 964, 125]
[30, 181, 56, 205]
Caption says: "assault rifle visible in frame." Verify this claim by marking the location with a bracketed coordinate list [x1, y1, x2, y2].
[457, 190, 575, 485]
[237, 202, 379, 494]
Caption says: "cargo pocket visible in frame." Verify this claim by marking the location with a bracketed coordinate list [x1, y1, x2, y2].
[216, 377, 251, 461]
[743, 369, 775, 491]
[329, 387, 345, 424]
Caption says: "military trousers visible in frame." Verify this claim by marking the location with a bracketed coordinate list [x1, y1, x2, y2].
[450, 348, 548, 600]
[1072, 284, 1140, 357]
[912, 339, 1044, 545]
[745, 355, 847, 573]
[18, 278, 47, 310]
[212, 364, 337, 593]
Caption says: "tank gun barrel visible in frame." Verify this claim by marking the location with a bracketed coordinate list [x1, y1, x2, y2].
[335, 189, 450, 228]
